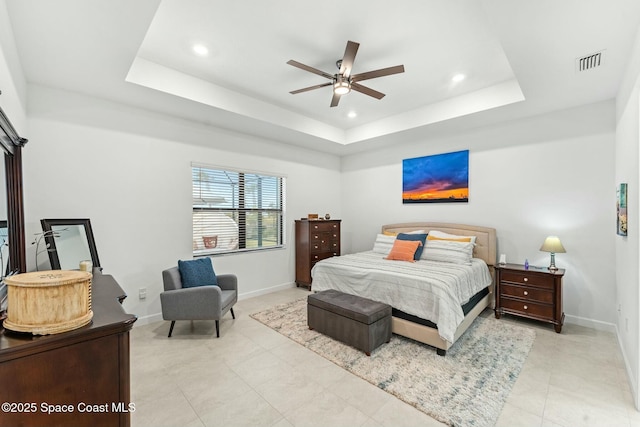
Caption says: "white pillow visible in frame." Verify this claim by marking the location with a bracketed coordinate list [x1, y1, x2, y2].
[405, 229, 425, 234]
[422, 239, 474, 265]
[428, 229, 477, 244]
[372, 234, 396, 255]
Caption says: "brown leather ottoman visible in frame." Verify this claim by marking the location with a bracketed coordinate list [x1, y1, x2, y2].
[307, 290, 392, 356]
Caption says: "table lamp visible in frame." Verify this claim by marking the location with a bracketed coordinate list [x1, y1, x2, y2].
[540, 236, 566, 271]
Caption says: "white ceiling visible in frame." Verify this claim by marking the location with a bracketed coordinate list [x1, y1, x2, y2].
[4, 0, 640, 155]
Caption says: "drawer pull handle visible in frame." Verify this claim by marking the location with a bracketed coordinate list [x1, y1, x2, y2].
[523, 305, 528, 310]
[523, 291, 528, 296]
[523, 278, 528, 282]
[314, 255, 318, 259]
[321, 240, 325, 243]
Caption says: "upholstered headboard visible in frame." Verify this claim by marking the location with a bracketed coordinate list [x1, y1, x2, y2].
[381, 222, 497, 266]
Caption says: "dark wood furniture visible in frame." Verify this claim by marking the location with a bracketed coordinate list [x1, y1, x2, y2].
[0, 271, 137, 427]
[0, 101, 28, 274]
[495, 263, 565, 333]
[295, 219, 341, 289]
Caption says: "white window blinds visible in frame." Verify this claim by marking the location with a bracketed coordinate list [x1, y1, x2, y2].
[192, 164, 285, 255]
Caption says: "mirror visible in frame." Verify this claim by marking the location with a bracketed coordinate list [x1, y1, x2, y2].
[40, 219, 100, 270]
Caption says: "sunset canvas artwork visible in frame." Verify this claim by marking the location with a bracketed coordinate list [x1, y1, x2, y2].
[402, 150, 469, 203]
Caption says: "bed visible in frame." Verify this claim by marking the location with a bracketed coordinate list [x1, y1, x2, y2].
[310, 222, 497, 355]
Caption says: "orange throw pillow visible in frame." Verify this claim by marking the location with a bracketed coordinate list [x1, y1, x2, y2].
[385, 239, 422, 262]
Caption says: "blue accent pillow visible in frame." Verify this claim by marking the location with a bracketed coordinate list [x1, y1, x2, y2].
[178, 258, 218, 288]
[397, 233, 427, 260]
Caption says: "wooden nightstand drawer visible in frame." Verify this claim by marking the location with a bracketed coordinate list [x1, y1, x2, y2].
[500, 283, 553, 304]
[501, 298, 554, 319]
[500, 270, 554, 289]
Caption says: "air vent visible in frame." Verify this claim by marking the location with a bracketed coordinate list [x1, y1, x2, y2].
[576, 50, 605, 72]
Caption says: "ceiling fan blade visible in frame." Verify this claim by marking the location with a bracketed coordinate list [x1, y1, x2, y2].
[351, 65, 405, 83]
[339, 41, 360, 78]
[351, 82, 385, 99]
[290, 82, 333, 95]
[330, 91, 342, 107]
[287, 60, 334, 80]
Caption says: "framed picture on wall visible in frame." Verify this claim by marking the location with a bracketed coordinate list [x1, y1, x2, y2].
[402, 150, 469, 204]
[617, 183, 627, 236]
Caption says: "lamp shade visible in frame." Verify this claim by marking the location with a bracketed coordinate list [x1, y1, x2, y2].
[540, 236, 566, 253]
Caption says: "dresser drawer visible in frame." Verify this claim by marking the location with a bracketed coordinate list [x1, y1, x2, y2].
[311, 233, 337, 252]
[500, 270, 555, 289]
[311, 221, 340, 232]
[500, 283, 553, 304]
[310, 252, 338, 263]
[501, 297, 554, 319]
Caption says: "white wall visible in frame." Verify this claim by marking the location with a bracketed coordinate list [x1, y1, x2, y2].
[341, 101, 617, 329]
[616, 24, 640, 410]
[22, 86, 342, 323]
[0, 0, 27, 218]
[0, 0, 26, 133]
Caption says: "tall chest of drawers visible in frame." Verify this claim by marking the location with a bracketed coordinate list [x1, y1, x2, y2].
[295, 219, 341, 289]
[495, 263, 565, 333]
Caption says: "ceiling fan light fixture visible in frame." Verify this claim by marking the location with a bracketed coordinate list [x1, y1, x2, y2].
[333, 79, 351, 95]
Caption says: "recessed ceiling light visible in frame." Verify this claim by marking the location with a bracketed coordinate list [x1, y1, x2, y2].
[192, 44, 209, 56]
[452, 73, 465, 83]
[347, 111, 357, 118]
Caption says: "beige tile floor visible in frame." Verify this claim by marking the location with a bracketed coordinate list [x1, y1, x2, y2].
[130, 287, 640, 427]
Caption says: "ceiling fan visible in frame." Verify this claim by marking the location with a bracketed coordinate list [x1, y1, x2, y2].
[287, 40, 405, 107]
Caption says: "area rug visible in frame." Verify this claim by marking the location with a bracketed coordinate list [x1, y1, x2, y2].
[250, 298, 535, 427]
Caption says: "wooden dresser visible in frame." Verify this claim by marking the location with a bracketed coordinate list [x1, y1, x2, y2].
[0, 271, 137, 427]
[494, 263, 565, 333]
[295, 219, 341, 289]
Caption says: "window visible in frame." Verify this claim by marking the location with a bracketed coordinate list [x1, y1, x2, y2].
[192, 164, 286, 255]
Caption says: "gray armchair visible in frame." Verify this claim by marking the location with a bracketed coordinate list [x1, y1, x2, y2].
[160, 267, 238, 338]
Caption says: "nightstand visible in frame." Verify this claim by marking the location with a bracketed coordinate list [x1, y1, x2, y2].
[494, 263, 565, 333]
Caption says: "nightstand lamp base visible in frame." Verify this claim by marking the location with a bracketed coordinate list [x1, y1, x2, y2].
[540, 236, 566, 272]
[548, 252, 558, 271]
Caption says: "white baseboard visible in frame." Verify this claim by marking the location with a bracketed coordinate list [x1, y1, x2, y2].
[133, 312, 163, 327]
[615, 324, 639, 411]
[238, 281, 296, 300]
[564, 313, 616, 333]
[131, 282, 296, 328]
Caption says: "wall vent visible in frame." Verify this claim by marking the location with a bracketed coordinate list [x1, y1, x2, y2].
[576, 50, 605, 72]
